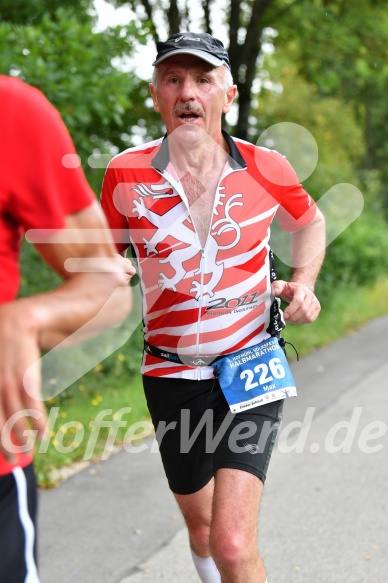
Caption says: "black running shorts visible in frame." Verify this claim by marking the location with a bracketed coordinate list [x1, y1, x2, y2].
[0, 463, 38, 583]
[143, 375, 284, 495]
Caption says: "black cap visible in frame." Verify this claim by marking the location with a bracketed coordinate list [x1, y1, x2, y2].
[152, 32, 231, 70]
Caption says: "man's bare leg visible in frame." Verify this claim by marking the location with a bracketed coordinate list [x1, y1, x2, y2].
[210, 468, 266, 583]
[175, 479, 221, 582]
[175, 469, 267, 583]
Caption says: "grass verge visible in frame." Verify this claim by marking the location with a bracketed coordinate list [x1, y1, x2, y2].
[34, 372, 148, 487]
[34, 278, 388, 487]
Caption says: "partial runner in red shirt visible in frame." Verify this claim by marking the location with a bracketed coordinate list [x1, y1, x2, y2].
[0, 76, 134, 583]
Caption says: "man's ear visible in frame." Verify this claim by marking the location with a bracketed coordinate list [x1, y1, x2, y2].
[223, 85, 237, 114]
[149, 83, 160, 113]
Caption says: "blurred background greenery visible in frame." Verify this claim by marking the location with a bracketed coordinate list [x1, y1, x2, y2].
[1, 0, 387, 483]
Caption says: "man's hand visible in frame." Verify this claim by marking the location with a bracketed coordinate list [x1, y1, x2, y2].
[272, 280, 321, 324]
[115, 253, 136, 277]
[0, 301, 48, 461]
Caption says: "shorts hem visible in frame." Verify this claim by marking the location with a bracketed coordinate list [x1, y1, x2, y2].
[214, 462, 267, 484]
[169, 471, 214, 496]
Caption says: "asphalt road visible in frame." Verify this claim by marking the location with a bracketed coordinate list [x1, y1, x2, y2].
[38, 315, 388, 583]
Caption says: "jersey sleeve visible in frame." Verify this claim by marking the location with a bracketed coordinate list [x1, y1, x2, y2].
[254, 147, 317, 232]
[100, 163, 131, 254]
[4, 78, 95, 232]
[275, 183, 317, 232]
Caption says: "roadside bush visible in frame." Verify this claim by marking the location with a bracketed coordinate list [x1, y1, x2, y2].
[316, 212, 388, 304]
[274, 210, 388, 308]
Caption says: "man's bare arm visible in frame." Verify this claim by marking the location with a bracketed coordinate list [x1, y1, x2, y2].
[30, 202, 134, 346]
[272, 208, 325, 324]
[0, 202, 134, 457]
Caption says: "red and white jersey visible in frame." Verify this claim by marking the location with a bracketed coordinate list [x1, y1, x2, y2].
[101, 131, 316, 380]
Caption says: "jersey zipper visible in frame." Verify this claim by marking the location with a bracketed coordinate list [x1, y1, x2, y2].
[193, 164, 245, 380]
[194, 247, 206, 380]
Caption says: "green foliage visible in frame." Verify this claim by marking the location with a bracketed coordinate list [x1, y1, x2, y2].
[318, 213, 388, 297]
[94, 323, 145, 378]
[275, 222, 388, 317]
[273, 0, 388, 213]
[0, 5, 161, 193]
[283, 277, 388, 357]
[0, 0, 94, 25]
[19, 242, 62, 297]
[274, 209, 388, 310]
[250, 53, 388, 307]
[251, 63, 364, 197]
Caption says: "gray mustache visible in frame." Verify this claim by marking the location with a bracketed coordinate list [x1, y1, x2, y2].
[173, 103, 205, 116]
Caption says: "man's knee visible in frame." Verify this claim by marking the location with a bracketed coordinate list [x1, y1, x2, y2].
[187, 521, 212, 555]
[209, 528, 254, 569]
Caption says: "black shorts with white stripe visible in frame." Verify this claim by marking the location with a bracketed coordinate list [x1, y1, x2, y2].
[0, 463, 39, 583]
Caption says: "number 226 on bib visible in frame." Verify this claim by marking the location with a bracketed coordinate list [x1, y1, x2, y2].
[213, 337, 297, 413]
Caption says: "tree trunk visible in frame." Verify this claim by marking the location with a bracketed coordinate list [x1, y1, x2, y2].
[229, 0, 274, 139]
[167, 0, 181, 36]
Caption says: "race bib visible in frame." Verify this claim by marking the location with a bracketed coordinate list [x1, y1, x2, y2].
[213, 337, 297, 413]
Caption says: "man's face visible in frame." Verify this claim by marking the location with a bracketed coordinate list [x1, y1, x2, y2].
[149, 55, 236, 141]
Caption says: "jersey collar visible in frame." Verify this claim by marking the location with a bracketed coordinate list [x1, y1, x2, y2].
[151, 129, 247, 173]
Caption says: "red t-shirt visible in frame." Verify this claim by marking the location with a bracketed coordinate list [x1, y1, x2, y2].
[0, 76, 95, 475]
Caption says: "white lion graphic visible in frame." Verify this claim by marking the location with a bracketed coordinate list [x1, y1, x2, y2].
[132, 183, 243, 299]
